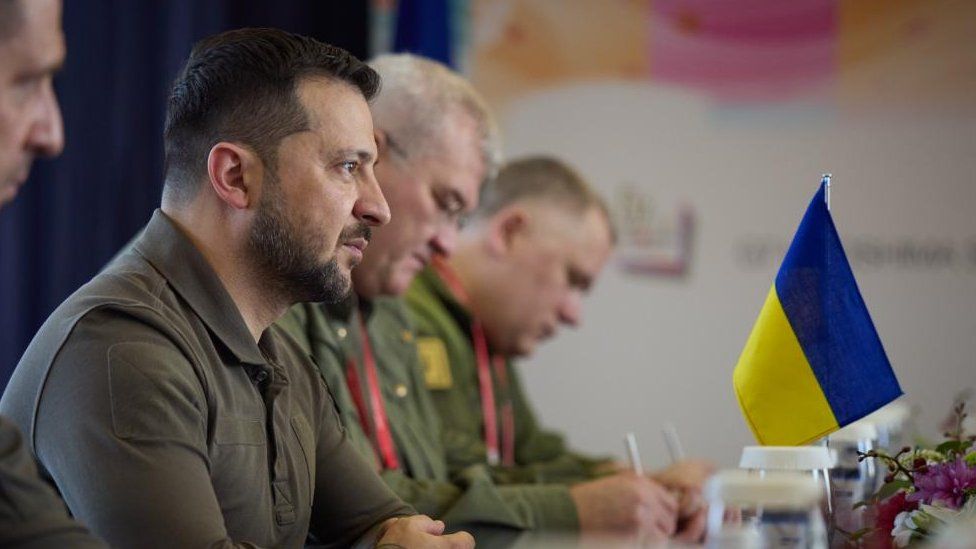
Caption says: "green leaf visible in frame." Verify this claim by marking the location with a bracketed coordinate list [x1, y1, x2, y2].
[872, 479, 912, 502]
[935, 440, 972, 456]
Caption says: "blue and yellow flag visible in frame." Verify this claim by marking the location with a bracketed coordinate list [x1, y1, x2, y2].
[734, 177, 902, 446]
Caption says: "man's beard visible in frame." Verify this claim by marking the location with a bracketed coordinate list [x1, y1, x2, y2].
[247, 182, 361, 305]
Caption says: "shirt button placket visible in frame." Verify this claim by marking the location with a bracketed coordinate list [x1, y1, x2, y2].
[263, 361, 297, 526]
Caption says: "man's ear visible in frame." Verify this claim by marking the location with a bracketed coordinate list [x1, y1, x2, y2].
[485, 206, 528, 257]
[207, 142, 261, 210]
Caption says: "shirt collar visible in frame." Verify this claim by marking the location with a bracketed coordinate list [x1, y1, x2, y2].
[132, 209, 268, 366]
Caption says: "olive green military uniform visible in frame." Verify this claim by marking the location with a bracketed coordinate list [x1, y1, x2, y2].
[405, 266, 612, 485]
[0, 211, 411, 549]
[0, 416, 107, 548]
[277, 297, 579, 532]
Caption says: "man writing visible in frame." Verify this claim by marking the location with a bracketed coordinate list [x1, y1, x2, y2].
[1, 28, 471, 548]
[406, 156, 712, 540]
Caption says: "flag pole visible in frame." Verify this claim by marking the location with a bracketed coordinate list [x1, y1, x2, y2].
[822, 172, 833, 447]
[822, 173, 832, 211]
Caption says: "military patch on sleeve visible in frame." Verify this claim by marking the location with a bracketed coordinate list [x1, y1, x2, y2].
[417, 337, 452, 389]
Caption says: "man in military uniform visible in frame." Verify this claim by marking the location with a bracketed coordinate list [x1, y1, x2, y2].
[278, 55, 685, 542]
[1, 28, 472, 549]
[1, 1, 108, 546]
[406, 156, 712, 539]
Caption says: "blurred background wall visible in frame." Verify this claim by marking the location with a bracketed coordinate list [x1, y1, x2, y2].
[459, 0, 976, 466]
[2, 0, 974, 468]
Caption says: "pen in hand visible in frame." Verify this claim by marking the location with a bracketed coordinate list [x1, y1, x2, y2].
[624, 431, 644, 476]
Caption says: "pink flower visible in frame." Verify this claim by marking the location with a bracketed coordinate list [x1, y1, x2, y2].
[907, 458, 976, 509]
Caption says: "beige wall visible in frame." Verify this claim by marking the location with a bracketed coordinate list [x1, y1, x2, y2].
[463, 0, 976, 465]
[494, 82, 976, 467]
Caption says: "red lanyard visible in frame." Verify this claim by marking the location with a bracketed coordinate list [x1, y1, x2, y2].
[432, 257, 515, 467]
[494, 355, 516, 467]
[344, 316, 399, 471]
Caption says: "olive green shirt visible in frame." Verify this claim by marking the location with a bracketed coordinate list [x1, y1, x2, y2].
[0, 210, 411, 548]
[277, 297, 579, 533]
[0, 416, 106, 548]
[405, 267, 612, 486]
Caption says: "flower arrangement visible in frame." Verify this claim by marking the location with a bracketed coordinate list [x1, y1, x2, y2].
[853, 401, 976, 548]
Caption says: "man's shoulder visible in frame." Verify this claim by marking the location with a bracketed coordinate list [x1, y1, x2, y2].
[33, 251, 162, 331]
[405, 278, 457, 338]
[46, 253, 191, 347]
[0, 254, 204, 447]
[404, 287, 472, 365]
[404, 268, 443, 314]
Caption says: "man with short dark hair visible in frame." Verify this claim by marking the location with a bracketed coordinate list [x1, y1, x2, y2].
[1, 28, 472, 548]
[0, 1, 107, 546]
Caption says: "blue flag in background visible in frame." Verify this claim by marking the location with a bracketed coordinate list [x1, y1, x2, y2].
[734, 177, 903, 445]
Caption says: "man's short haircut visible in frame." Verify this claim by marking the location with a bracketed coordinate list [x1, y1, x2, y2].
[0, 0, 23, 43]
[162, 27, 379, 203]
[368, 53, 500, 182]
[472, 155, 617, 243]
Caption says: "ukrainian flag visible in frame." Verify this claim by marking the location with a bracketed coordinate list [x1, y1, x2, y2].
[734, 177, 902, 446]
